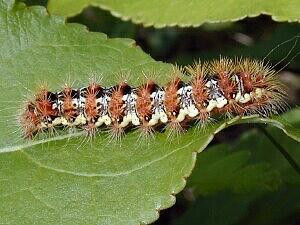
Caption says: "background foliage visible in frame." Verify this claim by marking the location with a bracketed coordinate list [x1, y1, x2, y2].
[47, 0, 300, 27]
[1, 0, 299, 224]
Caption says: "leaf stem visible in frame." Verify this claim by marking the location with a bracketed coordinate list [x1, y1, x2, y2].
[256, 124, 300, 175]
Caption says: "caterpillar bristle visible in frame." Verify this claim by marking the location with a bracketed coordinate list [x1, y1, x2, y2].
[107, 124, 125, 144]
[19, 101, 41, 139]
[136, 125, 155, 144]
[19, 57, 288, 141]
[166, 120, 186, 141]
[115, 70, 132, 86]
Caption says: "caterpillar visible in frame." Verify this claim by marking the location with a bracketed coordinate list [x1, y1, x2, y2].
[19, 57, 287, 140]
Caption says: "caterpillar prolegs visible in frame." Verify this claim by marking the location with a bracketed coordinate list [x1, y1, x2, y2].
[20, 57, 286, 140]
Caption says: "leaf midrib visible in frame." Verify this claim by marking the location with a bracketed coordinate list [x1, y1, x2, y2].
[20, 138, 204, 178]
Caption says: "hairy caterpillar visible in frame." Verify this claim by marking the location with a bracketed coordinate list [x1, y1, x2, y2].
[19, 57, 287, 140]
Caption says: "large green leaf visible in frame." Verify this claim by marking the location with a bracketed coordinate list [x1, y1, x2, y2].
[187, 108, 300, 197]
[174, 187, 300, 225]
[174, 191, 256, 225]
[0, 1, 299, 225]
[47, 0, 300, 27]
[175, 112, 300, 225]
[187, 144, 282, 196]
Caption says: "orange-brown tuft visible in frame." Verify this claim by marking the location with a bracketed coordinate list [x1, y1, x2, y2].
[108, 82, 128, 123]
[35, 89, 58, 119]
[191, 73, 208, 110]
[61, 87, 78, 122]
[238, 72, 253, 93]
[136, 80, 156, 124]
[164, 77, 181, 121]
[20, 102, 41, 139]
[85, 83, 102, 121]
[211, 58, 236, 99]
[187, 63, 210, 122]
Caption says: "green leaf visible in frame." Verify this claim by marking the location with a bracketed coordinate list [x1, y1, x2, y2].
[174, 191, 256, 225]
[236, 114, 300, 186]
[0, 1, 299, 225]
[47, 0, 300, 28]
[174, 186, 300, 225]
[177, 110, 300, 225]
[187, 108, 300, 197]
[187, 145, 282, 196]
[239, 186, 300, 225]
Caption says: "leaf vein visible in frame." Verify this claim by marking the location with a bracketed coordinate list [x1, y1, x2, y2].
[20, 141, 196, 177]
